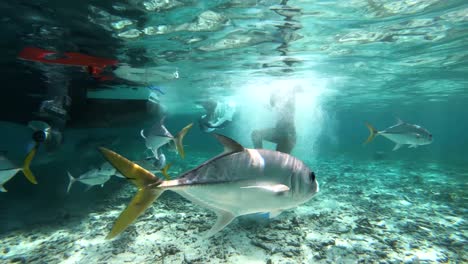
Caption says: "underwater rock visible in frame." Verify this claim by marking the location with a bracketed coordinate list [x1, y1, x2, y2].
[251, 239, 273, 252]
[257, 233, 278, 242]
[10, 256, 26, 263]
[184, 252, 203, 263]
[162, 244, 180, 256]
[308, 238, 336, 251]
[282, 248, 300, 257]
[176, 225, 188, 232]
[332, 224, 351, 234]
[314, 251, 327, 260]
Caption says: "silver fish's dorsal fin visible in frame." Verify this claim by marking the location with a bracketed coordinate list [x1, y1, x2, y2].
[213, 134, 244, 154]
[396, 117, 404, 125]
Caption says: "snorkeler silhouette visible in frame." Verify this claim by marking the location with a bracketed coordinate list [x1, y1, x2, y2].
[251, 86, 302, 154]
[197, 99, 237, 133]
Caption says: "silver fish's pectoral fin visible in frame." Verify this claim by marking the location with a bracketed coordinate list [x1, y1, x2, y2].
[114, 172, 125, 178]
[240, 184, 290, 193]
[409, 144, 418, 148]
[212, 134, 244, 154]
[392, 143, 403, 151]
[204, 210, 236, 238]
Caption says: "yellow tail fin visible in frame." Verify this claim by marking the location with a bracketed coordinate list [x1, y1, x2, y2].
[174, 123, 193, 159]
[161, 163, 172, 180]
[107, 188, 163, 239]
[99, 147, 164, 239]
[364, 123, 379, 145]
[22, 143, 38, 184]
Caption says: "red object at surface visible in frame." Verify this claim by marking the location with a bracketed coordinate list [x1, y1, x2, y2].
[18, 47, 118, 80]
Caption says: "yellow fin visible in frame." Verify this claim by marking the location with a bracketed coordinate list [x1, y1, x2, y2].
[99, 147, 161, 189]
[364, 123, 379, 145]
[161, 163, 172, 180]
[99, 147, 164, 239]
[107, 188, 163, 239]
[174, 123, 193, 159]
[22, 143, 38, 184]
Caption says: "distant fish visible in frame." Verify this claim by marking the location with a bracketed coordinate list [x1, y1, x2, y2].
[67, 162, 124, 193]
[99, 134, 319, 239]
[0, 151, 37, 192]
[140, 121, 193, 160]
[365, 119, 433, 151]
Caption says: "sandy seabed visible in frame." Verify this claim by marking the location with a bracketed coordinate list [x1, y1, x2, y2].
[1, 156, 466, 264]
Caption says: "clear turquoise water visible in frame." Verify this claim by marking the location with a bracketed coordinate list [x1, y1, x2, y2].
[0, 0, 466, 263]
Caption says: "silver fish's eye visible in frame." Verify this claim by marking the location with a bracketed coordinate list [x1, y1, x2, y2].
[309, 171, 316, 182]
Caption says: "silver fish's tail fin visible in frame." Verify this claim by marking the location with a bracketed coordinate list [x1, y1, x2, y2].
[364, 123, 379, 145]
[174, 123, 193, 159]
[66, 171, 76, 193]
[22, 143, 38, 184]
[99, 147, 164, 239]
[108, 188, 164, 239]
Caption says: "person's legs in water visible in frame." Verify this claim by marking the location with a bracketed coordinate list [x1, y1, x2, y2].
[251, 127, 296, 154]
[251, 127, 276, 149]
[276, 122, 297, 154]
[275, 130, 296, 154]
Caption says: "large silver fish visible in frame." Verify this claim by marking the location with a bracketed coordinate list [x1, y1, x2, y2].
[99, 134, 319, 239]
[365, 119, 433, 151]
[0, 151, 37, 192]
[66, 162, 124, 193]
[140, 121, 193, 160]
